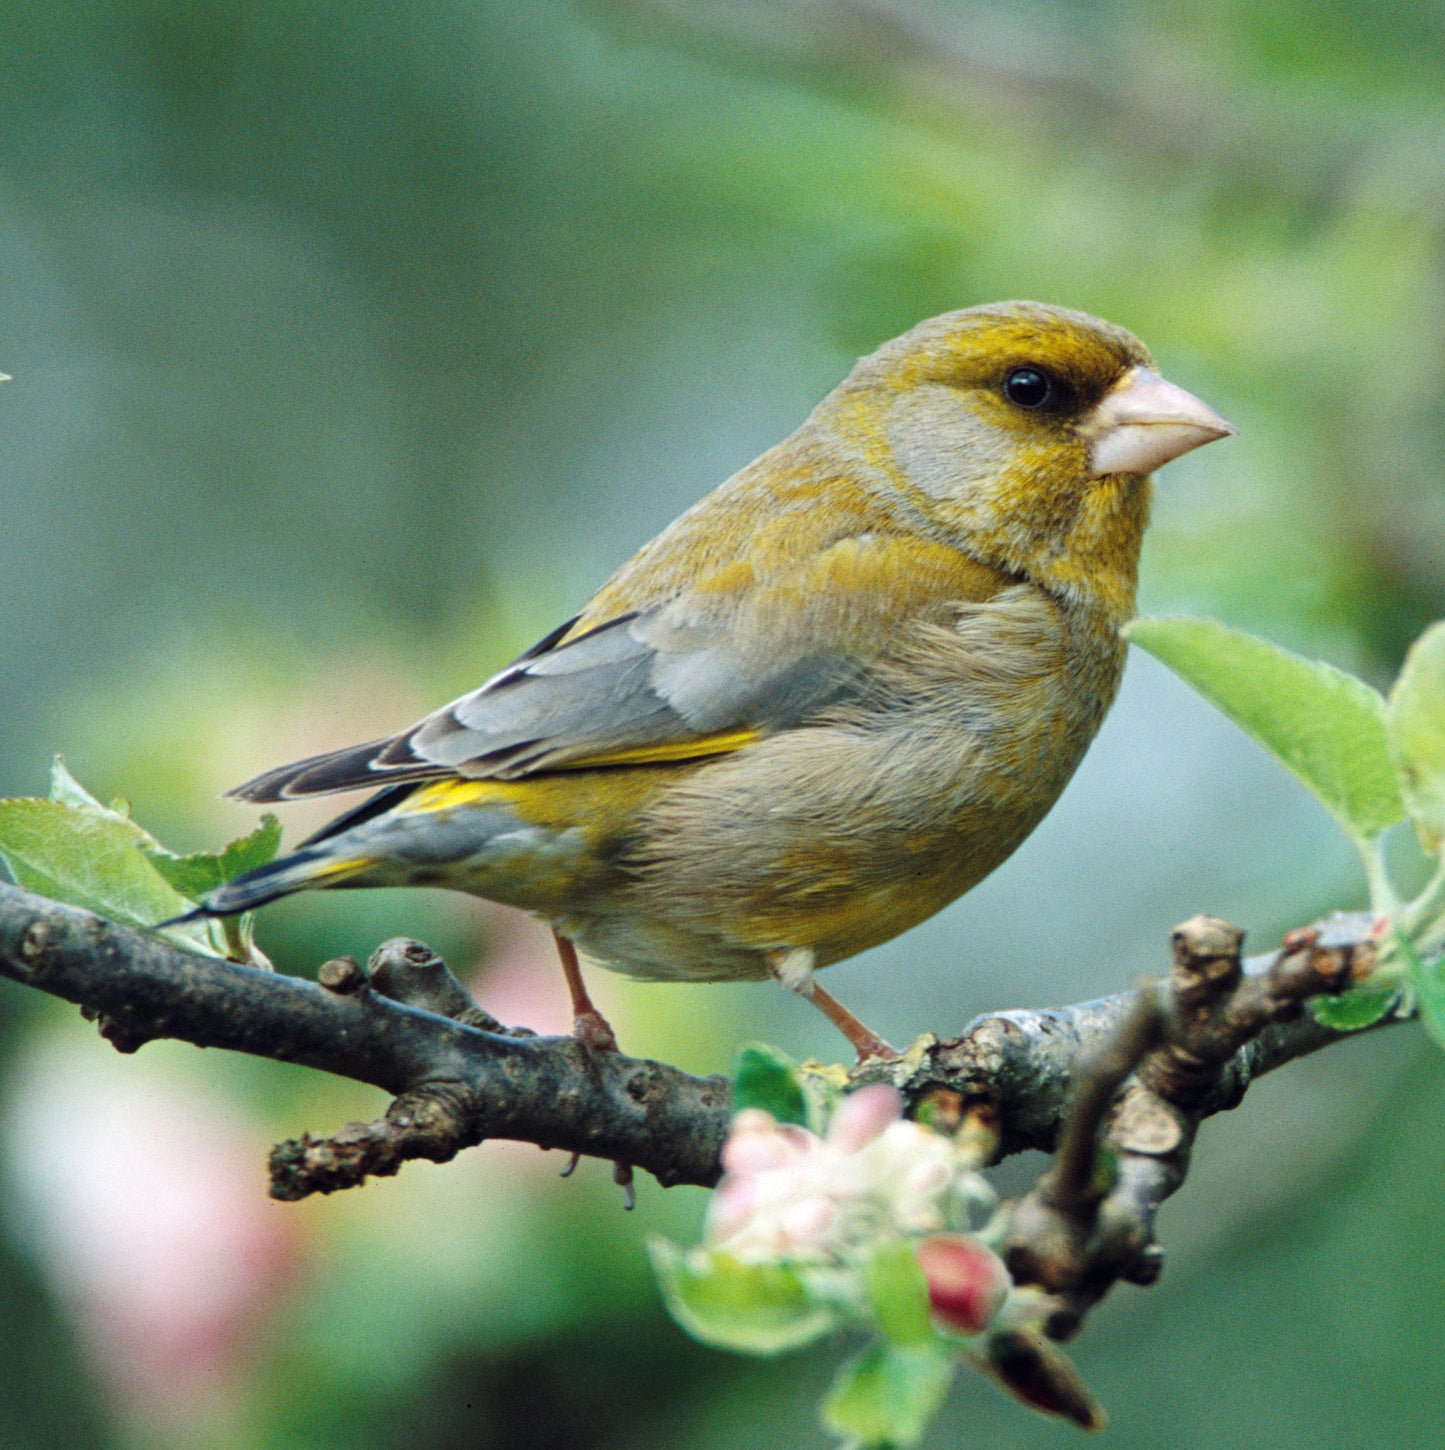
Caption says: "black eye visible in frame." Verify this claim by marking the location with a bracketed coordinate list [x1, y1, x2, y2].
[1003, 365, 1053, 409]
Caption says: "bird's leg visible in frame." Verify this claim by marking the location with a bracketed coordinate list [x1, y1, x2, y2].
[552, 931, 635, 1207]
[768, 948, 898, 1063]
[553, 930, 620, 1054]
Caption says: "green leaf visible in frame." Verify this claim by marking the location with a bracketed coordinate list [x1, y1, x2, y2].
[143, 815, 281, 965]
[863, 1241, 935, 1348]
[1312, 986, 1397, 1031]
[0, 798, 218, 956]
[49, 756, 162, 845]
[1386, 621, 1445, 852]
[0, 757, 226, 956]
[649, 1241, 838, 1354]
[1394, 931, 1445, 1052]
[145, 814, 282, 898]
[49, 756, 112, 814]
[822, 1343, 954, 1448]
[733, 1044, 809, 1127]
[1125, 618, 1405, 846]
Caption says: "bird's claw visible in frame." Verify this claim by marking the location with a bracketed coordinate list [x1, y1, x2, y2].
[572, 1009, 620, 1055]
[556, 1148, 635, 1207]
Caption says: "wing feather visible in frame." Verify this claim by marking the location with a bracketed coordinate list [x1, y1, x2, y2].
[227, 534, 1014, 802]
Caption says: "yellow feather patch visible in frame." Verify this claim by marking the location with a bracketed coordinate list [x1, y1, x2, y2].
[402, 780, 501, 814]
[396, 769, 666, 845]
[306, 856, 374, 882]
[560, 729, 761, 769]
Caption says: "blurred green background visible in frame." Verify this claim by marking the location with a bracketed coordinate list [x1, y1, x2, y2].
[1, 2, 1443, 1446]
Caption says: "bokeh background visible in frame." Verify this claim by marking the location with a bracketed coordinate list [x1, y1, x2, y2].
[2, 2, 1443, 1446]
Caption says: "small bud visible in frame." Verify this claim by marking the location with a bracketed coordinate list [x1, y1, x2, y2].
[317, 956, 365, 994]
[826, 1085, 903, 1153]
[720, 1116, 815, 1175]
[916, 1233, 1010, 1336]
[978, 1327, 1106, 1429]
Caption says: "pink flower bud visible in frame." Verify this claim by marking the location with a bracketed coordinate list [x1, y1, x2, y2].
[720, 1115, 813, 1175]
[775, 1124, 821, 1157]
[721, 1134, 783, 1176]
[826, 1085, 903, 1153]
[915, 1233, 1010, 1336]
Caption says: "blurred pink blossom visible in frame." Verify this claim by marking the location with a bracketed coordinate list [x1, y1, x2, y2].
[4, 1035, 303, 1425]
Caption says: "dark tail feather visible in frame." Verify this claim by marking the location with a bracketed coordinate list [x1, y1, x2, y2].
[182, 848, 371, 918]
[156, 905, 209, 929]
[296, 783, 420, 848]
[227, 739, 445, 803]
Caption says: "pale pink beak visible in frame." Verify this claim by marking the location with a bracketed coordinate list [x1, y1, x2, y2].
[1085, 366, 1235, 477]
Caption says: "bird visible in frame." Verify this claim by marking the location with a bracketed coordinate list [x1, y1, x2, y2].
[194, 301, 1234, 1062]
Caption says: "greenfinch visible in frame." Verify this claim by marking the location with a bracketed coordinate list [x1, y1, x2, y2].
[198, 302, 1233, 1060]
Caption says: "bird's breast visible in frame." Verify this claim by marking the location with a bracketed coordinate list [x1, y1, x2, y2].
[600, 584, 1125, 976]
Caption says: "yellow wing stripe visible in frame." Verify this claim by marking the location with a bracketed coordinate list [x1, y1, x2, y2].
[397, 729, 761, 818]
[558, 728, 761, 770]
[303, 856, 374, 882]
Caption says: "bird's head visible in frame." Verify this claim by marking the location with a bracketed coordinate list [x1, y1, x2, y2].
[827, 301, 1235, 620]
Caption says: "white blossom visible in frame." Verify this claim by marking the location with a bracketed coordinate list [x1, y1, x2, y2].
[706, 1086, 994, 1264]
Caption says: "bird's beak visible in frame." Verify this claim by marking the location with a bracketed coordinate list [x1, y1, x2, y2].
[1085, 366, 1236, 477]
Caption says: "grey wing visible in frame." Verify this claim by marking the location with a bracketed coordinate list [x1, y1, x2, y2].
[227, 606, 864, 802]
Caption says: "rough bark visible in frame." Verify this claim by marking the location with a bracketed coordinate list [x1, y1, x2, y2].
[0, 881, 1398, 1341]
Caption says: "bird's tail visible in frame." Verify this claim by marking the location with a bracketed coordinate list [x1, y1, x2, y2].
[177, 848, 374, 921]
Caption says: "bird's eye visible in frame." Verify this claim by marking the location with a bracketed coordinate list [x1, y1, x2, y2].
[1003, 366, 1053, 409]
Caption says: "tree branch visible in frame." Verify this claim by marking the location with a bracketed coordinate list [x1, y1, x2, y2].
[0, 883, 1398, 1266]
[0, 883, 730, 1192]
[996, 913, 1380, 1340]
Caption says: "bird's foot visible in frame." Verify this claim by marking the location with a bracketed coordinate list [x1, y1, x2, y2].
[612, 1159, 636, 1210]
[769, 947, 899, 1064]
[568, 1015, 636, 1206]
[551, 932, 634, 1205]
[835, 1016, 899, 1065]
[572, 1006, 621, 1055]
